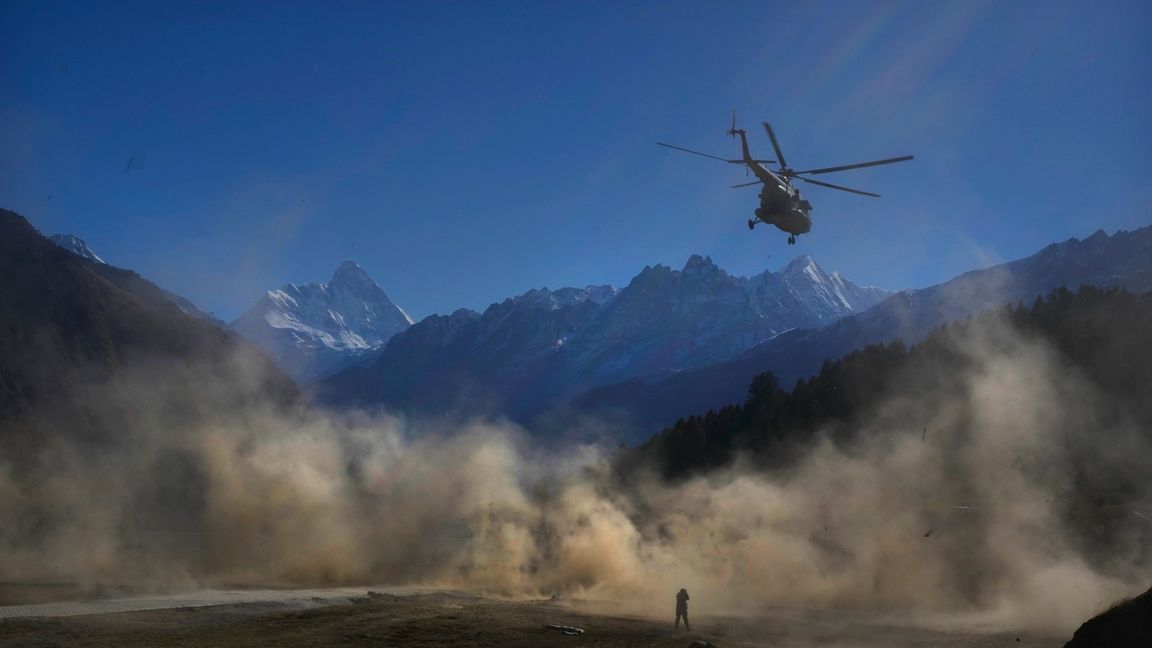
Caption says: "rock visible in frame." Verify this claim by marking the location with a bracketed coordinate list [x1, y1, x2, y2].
[1063, 586, 1152, 648]
[543, 623, 585, 635]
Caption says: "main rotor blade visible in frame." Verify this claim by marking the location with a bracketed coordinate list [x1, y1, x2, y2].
[793, 155, 914, 175]
[762, 123, 788, 169]
[657, 142, 732, 163]
[796, 176, 880, 197]
[731, 180, 762, 188]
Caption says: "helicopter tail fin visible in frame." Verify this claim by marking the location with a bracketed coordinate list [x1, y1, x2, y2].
[726, 108, 738, 138]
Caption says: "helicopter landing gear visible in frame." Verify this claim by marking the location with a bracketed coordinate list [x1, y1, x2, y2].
[787, 235, 796, 245]
[747, 219, 756, 230]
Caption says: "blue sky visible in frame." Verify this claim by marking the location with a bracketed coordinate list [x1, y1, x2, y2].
[3, 0, 1149, 321]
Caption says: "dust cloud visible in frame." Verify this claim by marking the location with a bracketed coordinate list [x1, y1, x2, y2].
[0, 315, 1148, 636]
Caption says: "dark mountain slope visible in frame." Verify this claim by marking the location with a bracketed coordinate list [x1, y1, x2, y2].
[48, 233, 223, 325]
[0, 209, 296, 439]
[624, 286, 1152, 481]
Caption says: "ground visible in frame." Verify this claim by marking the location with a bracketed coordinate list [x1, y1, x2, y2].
[0, 588, 1066, 648]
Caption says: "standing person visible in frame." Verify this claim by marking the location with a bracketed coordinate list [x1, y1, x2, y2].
[675, 588, 691, 631]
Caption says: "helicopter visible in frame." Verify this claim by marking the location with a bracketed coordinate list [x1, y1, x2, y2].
[658, 115, 913, 244]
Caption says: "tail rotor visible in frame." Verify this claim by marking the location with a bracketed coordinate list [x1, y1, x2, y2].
[726, 109, 749, 175]
[726, 108, 742, 138]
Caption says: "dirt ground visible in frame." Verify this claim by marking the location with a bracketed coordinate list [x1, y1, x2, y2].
[0, 590, 1067, 648]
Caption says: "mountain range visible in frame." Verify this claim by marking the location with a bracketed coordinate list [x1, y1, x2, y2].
[36, 214, 1152, 447]
[576, 226, 1152, 439]
[46, 236, 414, 385]
[313, 254, 892, 419]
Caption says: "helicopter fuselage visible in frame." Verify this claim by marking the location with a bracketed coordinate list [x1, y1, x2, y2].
[733, 130, 812, 238]
[755, 173, 812, 236]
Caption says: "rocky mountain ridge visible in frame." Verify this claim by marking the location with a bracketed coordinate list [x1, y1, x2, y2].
[314, 254, 891, 418]
[47, 233, 222, 324]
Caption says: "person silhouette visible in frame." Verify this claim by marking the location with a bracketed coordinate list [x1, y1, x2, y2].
[675, 588, 690, 631]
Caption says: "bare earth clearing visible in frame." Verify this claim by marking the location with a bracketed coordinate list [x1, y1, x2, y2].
[0, 587, 1064, 647]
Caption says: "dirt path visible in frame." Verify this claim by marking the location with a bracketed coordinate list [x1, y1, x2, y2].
[0, 585, 442, 619]
[0, 590, 1067, 647]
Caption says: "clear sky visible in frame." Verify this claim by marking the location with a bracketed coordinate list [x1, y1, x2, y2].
[3, 0, 1150, 321]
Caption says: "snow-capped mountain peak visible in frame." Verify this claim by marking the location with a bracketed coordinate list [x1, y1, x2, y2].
[230, 261, 413, 383]
[330, 260, 381, 293]
[781, 254, 825, 282]
[49, 234, 106, 264]
[744, 255, 892, 328]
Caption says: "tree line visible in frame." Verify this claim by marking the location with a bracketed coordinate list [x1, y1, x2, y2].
[620, 286, 1152, 483]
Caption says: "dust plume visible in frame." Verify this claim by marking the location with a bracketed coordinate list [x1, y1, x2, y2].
[0, 311, 1148, 636]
